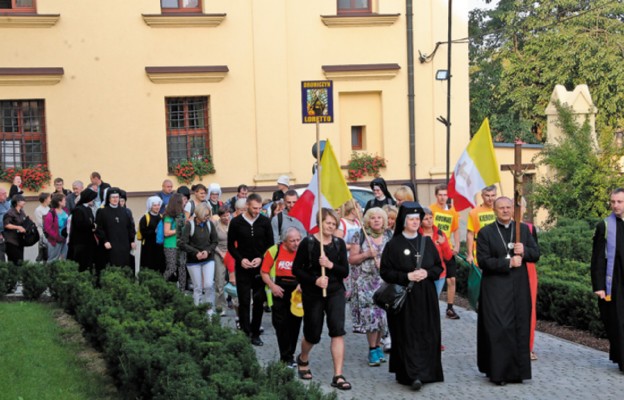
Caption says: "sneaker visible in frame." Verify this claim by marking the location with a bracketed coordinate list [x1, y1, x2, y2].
[259, 326, 265, 334]
[446, 308, 460, 319]
[368, 348, 381, 367]
[375, 347, 386, 363]
[251, 336, 264, 346]
[383, 336, 392, 353]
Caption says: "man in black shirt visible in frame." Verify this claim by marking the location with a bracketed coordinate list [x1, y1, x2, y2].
[228, 193, 274, 346]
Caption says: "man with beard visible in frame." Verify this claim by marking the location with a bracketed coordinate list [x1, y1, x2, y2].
[476, 196, 539, 386]
[591, 188, 624, 372]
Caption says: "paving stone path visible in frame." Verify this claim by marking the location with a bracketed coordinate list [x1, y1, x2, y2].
[221, 302, 624, 400]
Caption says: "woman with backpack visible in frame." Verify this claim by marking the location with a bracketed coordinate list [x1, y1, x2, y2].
[138, 196, 164, 273]
[3, 194, 28, 265]
[43, 193, 70, 261]
[163, 193, 187, 290]
[180, 203, 218, 309]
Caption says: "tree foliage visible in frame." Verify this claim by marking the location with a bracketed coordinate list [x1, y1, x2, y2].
[532, 101, 624, 223]
[470, 0, 624, 142]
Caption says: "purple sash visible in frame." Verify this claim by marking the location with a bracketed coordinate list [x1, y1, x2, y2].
[605, 213, 616, 297]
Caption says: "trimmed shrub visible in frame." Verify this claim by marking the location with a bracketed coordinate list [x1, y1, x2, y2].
[0, 261, 18, 296]
[20, 261, 49, 300]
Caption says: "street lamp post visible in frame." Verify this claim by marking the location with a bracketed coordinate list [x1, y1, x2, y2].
[436, 0, 453, 185]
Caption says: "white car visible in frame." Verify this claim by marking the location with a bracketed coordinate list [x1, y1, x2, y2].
[295, 186, 374, 209]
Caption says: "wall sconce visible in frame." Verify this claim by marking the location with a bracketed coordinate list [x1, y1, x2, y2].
[435, 69, 449, 80]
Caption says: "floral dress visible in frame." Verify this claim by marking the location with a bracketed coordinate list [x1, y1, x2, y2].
[350, 229, 391, 334]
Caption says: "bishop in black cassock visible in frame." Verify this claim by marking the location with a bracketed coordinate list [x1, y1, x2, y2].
[476, 196, 539, 385]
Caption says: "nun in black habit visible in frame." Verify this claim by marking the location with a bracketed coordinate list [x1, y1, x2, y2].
[379, 202, 444, 391]
[364, 177, 396, 213]
[95, 187, 136, 272]
[68, 188, 98, 272]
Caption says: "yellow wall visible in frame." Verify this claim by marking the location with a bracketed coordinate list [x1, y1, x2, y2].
[0, 0, 471, 194]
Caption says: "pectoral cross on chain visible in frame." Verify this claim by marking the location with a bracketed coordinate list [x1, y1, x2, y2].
[415, 252, 421, 265]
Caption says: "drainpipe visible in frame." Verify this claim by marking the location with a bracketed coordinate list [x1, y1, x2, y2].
[406, 0, 416, 188]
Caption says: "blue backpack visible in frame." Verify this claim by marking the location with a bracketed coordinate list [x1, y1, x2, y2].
[156, 219, 166, 245]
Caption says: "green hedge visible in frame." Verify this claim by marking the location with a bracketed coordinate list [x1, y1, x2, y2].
[46, 261, 335, 400]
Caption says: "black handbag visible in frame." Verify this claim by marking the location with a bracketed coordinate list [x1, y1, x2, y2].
[373, 236, 425, 314]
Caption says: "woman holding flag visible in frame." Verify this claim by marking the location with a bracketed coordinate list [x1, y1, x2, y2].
[292, 208, 351, 390]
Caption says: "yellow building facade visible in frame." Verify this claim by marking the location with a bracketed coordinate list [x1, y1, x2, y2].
[0, 0, 470, 197]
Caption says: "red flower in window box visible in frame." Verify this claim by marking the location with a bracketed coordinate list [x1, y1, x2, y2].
[346, 152, 387, 182]
[171, 156, 216, 184]
[0, 164, 52, 192]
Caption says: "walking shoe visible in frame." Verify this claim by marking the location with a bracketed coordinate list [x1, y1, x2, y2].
[368, 348, 381, 366]
[446, 308, 460, 319]
[250, 336, 264, 346]
[375, 346, 386, 363]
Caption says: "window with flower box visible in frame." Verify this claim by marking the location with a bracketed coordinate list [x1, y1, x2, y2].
[166, 96, 211, 170]
[337, 0, 371, 15]
[161, 0, 201, 13]
[0, 0, 36, 13]
[0, 99, 47, 169]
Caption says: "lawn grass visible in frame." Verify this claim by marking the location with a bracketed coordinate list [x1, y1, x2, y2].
[0, 301, 119, 400]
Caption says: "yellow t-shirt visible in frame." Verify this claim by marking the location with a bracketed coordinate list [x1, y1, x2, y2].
[467, 205, 495, 238]
[430, 202, 459, 249]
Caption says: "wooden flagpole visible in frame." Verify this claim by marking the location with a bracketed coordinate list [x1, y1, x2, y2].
[315, 120, 327, 297]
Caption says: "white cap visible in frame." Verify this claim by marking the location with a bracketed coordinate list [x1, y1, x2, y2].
[277, 175, 290, 186]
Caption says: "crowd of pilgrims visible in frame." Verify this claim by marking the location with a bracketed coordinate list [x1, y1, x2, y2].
[1, 173, 548, 392]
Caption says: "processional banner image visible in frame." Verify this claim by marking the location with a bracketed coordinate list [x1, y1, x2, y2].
[301, 80, 334, 124]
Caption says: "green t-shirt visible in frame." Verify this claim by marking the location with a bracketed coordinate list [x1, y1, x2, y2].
[163, 215, 177, 249]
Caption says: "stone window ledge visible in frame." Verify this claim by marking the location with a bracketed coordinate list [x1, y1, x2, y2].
[0, 14, 60, 28]
[142, 13, 226, 28]
[320, 13, 399, 28]
[145, 66, 229, 84]
[0, 67, 64, 85]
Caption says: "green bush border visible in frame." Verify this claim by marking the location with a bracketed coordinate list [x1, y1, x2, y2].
[44, 261, 335, 400]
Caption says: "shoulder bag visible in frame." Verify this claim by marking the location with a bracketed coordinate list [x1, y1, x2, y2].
[373, 236, 425, 314]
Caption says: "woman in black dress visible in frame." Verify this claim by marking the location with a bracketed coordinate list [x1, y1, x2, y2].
[68, 188, 98, 272]
[3, 194, 27, 264]
[380, 202, 444, 391]
[139, 195, 165, 273]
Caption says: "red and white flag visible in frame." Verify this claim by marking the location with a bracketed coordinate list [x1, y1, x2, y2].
[289, 139, 352, 231]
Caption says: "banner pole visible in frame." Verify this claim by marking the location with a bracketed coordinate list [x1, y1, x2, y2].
[315, 120, 327, 297]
